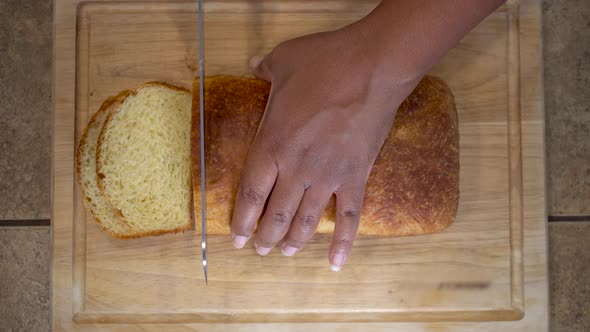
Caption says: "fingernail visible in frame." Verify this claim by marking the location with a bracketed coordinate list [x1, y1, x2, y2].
[232, 235, 249, 249]
[330, 253, 346, 272]
[281, 244, 298, 257]
[256, 245, 272, 256]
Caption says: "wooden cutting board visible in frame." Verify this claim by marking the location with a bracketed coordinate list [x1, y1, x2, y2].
[52, 0, 547, 330]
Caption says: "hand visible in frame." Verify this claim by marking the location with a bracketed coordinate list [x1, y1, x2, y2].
[229, 27, 418, 271]
[229, 0, 505, 271]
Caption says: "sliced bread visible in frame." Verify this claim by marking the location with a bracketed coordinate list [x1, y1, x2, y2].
[96, 82, 193, 237]
[76, 91, 138, 238]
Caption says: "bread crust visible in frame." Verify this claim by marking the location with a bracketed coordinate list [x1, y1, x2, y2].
[191, 75, 459, 237]
[76, 90, 135, 238]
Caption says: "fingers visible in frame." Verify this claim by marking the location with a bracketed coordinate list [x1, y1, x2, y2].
[253, 177, 305, 255]
[230, 147, 277, 249]
[249, 55, 272, 81]
[280, 187, 332, 257]
[329, 186, 365, 272]
[232, 55, 274, 243]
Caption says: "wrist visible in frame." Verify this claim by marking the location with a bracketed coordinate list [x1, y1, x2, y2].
[335, 22, 423, 103]
[349, 15, 428, 79]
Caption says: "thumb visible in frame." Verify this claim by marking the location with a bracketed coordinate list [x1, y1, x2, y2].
[249, 55, 272, 81]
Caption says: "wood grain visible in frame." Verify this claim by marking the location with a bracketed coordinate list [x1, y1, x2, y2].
[52, 0, 547, 330]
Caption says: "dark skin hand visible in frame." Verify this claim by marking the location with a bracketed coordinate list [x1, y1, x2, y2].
[231, 0, 506, 271]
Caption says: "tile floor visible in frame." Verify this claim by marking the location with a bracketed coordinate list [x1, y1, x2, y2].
[0, 0, 52, 220]
[544, 0, 590, 216]
[0, 227, 50, 331]
[0, 0, 588, 331]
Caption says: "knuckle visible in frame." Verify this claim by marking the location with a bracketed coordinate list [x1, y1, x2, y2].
[338, 209, 361, 218]
[270, 210, 293, 226]
[239, 185, 266, 206]
[297, 214, 320, 230]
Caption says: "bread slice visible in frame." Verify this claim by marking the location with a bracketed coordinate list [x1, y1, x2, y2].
[191, 75, 459, 237]
[76, 91, 137, 238]
[96, 82, 193, 237]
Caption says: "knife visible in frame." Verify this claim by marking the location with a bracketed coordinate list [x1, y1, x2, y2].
[197, 0, 208, 285]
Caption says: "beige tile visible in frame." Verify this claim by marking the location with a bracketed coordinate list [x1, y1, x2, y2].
[549, 222, 590, 332]
[0, 0, 52, 219]
[543, 0, 590, 216]
[0, 227, 50, 331]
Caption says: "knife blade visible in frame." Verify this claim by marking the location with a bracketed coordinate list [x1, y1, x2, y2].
[197, 0, 208, 285]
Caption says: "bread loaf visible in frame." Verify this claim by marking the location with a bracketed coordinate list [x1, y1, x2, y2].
[95, 82, 193, 237]
[191, 75, 459, 236]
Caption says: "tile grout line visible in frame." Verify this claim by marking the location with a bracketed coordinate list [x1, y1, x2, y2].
[1, 217, 589, 226]
[0, 219, 51, 227]
[548, 216, 590, 222]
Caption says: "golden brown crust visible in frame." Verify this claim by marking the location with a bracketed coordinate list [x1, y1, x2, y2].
[354, 76, 459, 236]
[107, 223, 192, 239]
[191, 76, 272, 235]
[142, 81, 192, 94]
[191, 75, 459, 237]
